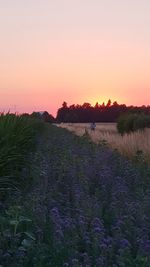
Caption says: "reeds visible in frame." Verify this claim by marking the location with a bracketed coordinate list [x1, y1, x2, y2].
[0, 113, 43, 192]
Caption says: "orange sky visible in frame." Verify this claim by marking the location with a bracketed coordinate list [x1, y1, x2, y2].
[0, 1, 150, 116]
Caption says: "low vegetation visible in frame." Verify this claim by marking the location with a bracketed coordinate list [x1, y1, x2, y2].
[117, 113, 150, 134]
[0, 113, 44, 193]
[1, 120, 150, 266]
[1, 126, 150, 266]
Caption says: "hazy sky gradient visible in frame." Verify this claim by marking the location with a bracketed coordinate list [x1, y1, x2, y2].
[0, 0, 150, 115]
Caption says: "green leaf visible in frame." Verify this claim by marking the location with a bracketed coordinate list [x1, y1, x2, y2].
[19, 216, 32, 223]
[24, 231, 36, 241]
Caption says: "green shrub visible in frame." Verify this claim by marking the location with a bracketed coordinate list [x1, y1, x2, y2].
[133, 114, 150, 131]
[117, 113, 136, 134]
[117, 113, 150, 134]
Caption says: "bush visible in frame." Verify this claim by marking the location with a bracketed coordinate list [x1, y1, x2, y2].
[117, 113, 150, 134]
[117, 113, 137, 134]
[133, 114, 150, 131]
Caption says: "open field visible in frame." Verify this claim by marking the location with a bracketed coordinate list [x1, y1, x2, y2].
[57, 123, 150, 161]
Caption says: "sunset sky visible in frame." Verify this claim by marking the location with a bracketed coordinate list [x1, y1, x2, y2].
[0, 0, 150, 116]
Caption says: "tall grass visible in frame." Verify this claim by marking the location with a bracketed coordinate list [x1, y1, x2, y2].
[57, 123, 150, 161]
[0, 113, 44, 192]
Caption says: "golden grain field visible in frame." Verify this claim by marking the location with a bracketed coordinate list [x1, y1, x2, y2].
[56, 123, 150, 161]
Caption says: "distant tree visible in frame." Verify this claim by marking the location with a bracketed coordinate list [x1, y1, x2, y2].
[56, 100, 150, 123]
[64, 112, 78, 122]
[62, 101, 68, 108]
[106, 99, 111, 107]
[94, 102, 99, 108]
[31, 112, 41, 119]
[113, 101, 119, 106]
[31, 111, 55, 123]
[82, 103, 91, 109]
[117, 113, 150, 134]
[70, 104, 76, 109]
[42, 112, 55, 123]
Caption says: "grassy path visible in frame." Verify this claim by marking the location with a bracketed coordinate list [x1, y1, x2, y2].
[1, 125, 150, 266]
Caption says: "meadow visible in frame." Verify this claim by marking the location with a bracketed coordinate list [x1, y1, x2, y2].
[1, 117, 150, 266]
[57, 123, 150, 161]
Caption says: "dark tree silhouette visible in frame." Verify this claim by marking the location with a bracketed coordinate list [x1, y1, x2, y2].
[56, 100, 150, 123]
[31, 111, 55, 123]
[106, 99, 111, 107]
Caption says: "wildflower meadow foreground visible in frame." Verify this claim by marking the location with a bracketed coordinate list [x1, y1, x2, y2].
[1, 123, 150, 267]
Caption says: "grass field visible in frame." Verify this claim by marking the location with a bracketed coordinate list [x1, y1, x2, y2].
[57, 123, 150, 161]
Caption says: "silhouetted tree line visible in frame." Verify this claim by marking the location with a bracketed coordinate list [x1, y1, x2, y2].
[56, 100, 150, 123]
